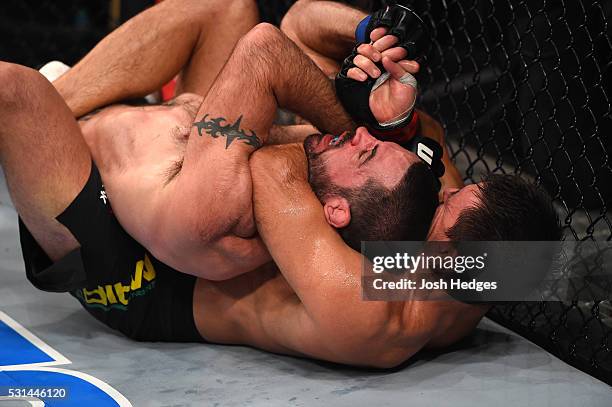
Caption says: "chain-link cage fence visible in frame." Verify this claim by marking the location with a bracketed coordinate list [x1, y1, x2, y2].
[209, 0, 612, 385]
[1, 1, 108, 68]
[396, 0, 612, 385]
[1, 0, 611, 386]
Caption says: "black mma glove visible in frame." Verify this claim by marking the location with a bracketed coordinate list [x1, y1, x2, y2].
[335, 4, 428, 133]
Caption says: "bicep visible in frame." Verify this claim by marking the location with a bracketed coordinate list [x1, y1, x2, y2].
[250, 145, 361, 297]
[148, 167, 254, 278]
[250, 146, 388, 336]
[196, 270, 385, 366]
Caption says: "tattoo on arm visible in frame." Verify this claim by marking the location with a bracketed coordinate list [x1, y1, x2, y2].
[193, 114, 262, 149]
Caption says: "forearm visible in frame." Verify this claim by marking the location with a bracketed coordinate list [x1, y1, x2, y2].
[195, 267, 387, 366]
[267, 28, 356, 136]
[53, 0, 202, 117]
[281, 1, 366, 72]
[203, 23, 354, 142]
[250, 145, 391, 337]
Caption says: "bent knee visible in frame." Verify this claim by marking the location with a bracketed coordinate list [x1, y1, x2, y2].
[238, 23, 287, 54]
[0, 63, 30, 101]
[0, 62, 48, 104]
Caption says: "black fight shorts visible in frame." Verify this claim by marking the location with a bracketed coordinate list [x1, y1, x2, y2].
[19, 162, 203, 342]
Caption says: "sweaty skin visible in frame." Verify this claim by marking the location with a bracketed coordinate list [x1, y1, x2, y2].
[190, 143, 489, 367]
[280, 0, 463, 195]
[73, 86, 473, 365]
[58, 22, 355, 282]
[20, 0, 486, 366]
[76, 94, 272, 281]
[186, 1, 484, 364]
[54, 0, 459, 282]
[79, 96, 213, 241]
[71, 70, 481, 367]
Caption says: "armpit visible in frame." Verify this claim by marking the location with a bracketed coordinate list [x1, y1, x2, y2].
[163, 157, 184, 186]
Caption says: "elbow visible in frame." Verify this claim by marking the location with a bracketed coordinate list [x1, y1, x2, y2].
[317, 308, 413, 368]
[324, 333, 412, 369]
[365, 348, 413, 369]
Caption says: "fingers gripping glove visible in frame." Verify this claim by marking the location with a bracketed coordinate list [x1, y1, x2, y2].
[335, 4, 428, 133]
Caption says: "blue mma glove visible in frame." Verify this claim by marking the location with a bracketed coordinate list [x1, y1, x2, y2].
[354, 3, 427, 56]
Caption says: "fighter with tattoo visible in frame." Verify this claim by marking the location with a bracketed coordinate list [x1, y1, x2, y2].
[193, 115, 262, 149]
[1, 0, 559, 364]
[1, 0, 434, 343]
[4, 0, 359, 285]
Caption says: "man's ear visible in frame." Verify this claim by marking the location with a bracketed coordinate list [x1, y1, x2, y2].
[323, 196, 351, 228]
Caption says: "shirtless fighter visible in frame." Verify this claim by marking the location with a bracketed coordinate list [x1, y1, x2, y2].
[194, 2, 561, 366]
[280, 0, 562, 243]
[194, 1, 557, 367]
[2, 0, 560, 367]
[1, 0, 438, 344]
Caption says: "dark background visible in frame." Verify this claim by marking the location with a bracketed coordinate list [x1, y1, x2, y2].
[1, 0, 610, 385]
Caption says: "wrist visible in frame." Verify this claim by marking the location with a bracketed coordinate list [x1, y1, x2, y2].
[53, 76, 88, 118]
[369, 111, 420, 145]
[397, 111, 420, 143]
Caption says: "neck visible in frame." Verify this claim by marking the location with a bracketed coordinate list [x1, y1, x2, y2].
[427, 203, 449, 241]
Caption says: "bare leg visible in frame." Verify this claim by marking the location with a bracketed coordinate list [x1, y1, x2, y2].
[0, 63, 91, 260]
[281, 0, 365, 77]
[176, 0, 259, 96]
[54, 0, 258, 117]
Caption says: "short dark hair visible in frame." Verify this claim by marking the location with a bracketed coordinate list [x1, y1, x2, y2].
[446, 174, 562, 241]
[311, 162, 439, 251]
